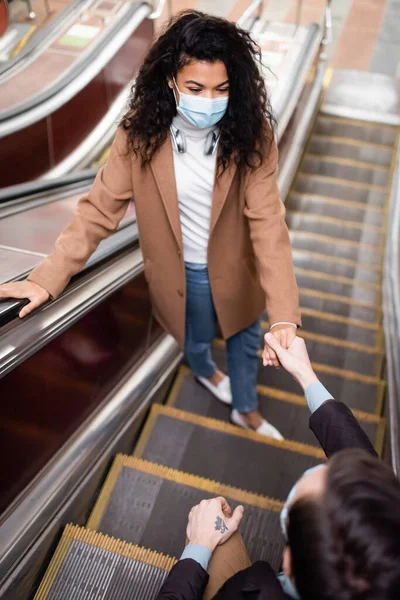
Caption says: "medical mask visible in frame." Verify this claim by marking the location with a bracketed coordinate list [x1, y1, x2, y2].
[280, 464, 326, 539]
[173, 78, 228, 129]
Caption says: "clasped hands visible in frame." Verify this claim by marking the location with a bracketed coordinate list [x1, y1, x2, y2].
[263, 324, 297, 368]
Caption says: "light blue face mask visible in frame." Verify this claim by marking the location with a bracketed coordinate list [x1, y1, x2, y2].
[173, 79, 229, 129]
[280, 464, 326, 539]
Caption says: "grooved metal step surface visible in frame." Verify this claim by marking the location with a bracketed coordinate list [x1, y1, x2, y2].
[294, 175, 387, 206]
[314, 118, 397, 146]
[289, 231, 382, 266]
[300, 310, 379, 347]
[287, 212, 383, 246]
[169, 368, 384, 454]
[87, 456, 284, 568]
[287, 193, 384, 227]
[213, 348, 383, 415]
[34, 525, 174, 600]
[292, 250, 380, 286]
[134, 405, 324, 500]
[298, 289, 380, 323]
[295, 270, 379, 306]
[302, 156, 389, 187]
[308, 137, 393, 167]
[259, 326, 382, 376]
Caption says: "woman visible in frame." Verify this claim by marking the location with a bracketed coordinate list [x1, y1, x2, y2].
[0, 11, 301, 437]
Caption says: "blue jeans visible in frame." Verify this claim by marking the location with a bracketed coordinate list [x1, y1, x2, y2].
[184, 263, 260, 413]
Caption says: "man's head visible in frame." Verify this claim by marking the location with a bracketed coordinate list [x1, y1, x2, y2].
[283, 449, 400, 599]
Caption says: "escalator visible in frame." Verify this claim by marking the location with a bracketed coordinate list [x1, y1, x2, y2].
[29, 77, 398, 597]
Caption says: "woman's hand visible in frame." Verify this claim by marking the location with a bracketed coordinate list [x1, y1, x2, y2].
[263, 324, 296, 368]
[0, 281, 50, 317]
[264, 334, 318, 391]
[186, 497, 244, 552]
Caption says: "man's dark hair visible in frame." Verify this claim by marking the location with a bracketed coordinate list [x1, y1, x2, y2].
[288, 449, 400, 600]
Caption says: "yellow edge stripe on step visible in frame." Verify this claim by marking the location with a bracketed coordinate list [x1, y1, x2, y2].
[311, 133, 393, 151]
[289, 191, 385, 213]
[169, 367, 385, 455]
[292, 248, 382, 273]
[34, 524, 177, 599]
[290, 229, 381, 252]
[299, 306, 379, 331]
[317, 115, 398, 132]
[294, 267, 381, 293]
[304, 153, 390, 172]
[135, 404, 326, 460]
[299, 287, 381, 313]
[297, 172, 387, 191]
[287, 210, 383, 233]
[261, 321, 381, 354]
[87, 454, 284, 533]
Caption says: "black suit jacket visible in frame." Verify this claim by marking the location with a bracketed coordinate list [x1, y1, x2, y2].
[156, 400, 378, 600]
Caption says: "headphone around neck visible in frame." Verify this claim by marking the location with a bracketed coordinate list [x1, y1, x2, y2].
[170, 126, 220, 156]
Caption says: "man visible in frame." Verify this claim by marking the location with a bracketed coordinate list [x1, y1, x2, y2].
[157, 334, 400, 600]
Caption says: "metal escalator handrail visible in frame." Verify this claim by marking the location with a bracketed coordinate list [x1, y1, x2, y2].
[237, 0, 264, 28]
[0, 332, 181, 581]
[0, 2, 150, 136]
[383, 150, 400, 476]
[0, 245, 140, 378]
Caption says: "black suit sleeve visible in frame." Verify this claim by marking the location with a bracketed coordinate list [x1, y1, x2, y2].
[309, 400, 378, 459]
[156, 559, 209, 600]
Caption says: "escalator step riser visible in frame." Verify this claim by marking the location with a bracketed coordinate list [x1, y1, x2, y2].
[287, 215, 382, 246]
[308, 138, 393, 167]
[35, 539, 170, 600]
[315, 119, 397, 146]
[289, 232, 381, 265]
[299, 292, 379, 323]
[295, 273, 379, 305]
[300, 314, 378, 347]
[292, 252, 380, 285]
[91, 463, 283, 568]
[135, 411, 323, 500]
[286, 194, 385, 227]
[295, 177, 387, 206]
[213, 349, 381, 414]
[171, 371, 380, 451]
[302, 157, 389, 187]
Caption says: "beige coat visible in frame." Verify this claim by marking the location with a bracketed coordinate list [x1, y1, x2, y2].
[28, 128, 301, 348]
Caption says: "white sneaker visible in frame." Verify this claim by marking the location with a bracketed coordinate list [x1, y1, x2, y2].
[231, 409, 284, 440]
[196, 375, 232, 405]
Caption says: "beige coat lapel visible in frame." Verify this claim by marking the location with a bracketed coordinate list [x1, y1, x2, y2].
[209, 160, 237, 236]
[150, 138, 182, 249]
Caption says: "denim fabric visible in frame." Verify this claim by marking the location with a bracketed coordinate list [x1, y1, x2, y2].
[185, 262, 260, 412]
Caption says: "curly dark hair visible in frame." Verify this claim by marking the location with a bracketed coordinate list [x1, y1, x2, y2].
[122, 10, 275, 174]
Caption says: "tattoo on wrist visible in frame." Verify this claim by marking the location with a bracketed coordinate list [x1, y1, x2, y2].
[215, 515, 228, 534]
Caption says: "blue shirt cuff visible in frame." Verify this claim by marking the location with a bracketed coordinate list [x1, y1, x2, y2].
[180, 544, 212, 571]
[305, 381, 334, 414]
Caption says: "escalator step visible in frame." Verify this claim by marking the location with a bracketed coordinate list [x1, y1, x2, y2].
[302, 156, 390, 187]
[299, 288, 380, 323]
[289, 231, 382, 266]
[132, 405, 324, 500]
[286, 192, 385, 227]
[213, 345, 384, 415]
[260, 323, 383, 376]
[314, 117, 397, 146]
[295, 174, 387, 206]
[287, 212, 383, 246]
[292, 249, 380, 286]
[299, 307, 379, 347]
[168, 367, 385, 455]
[34, 524, 175, 600]
[295, 268, 380, 306]
[87, 456, 284, 568]
[308, 136, 393, 167]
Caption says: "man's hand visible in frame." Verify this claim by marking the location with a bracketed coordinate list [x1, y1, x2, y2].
[0, 281, 50, 318]
[263, 325, 296, 368]
[186, 497, 244, 552]
[264, 334, 318, 391]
